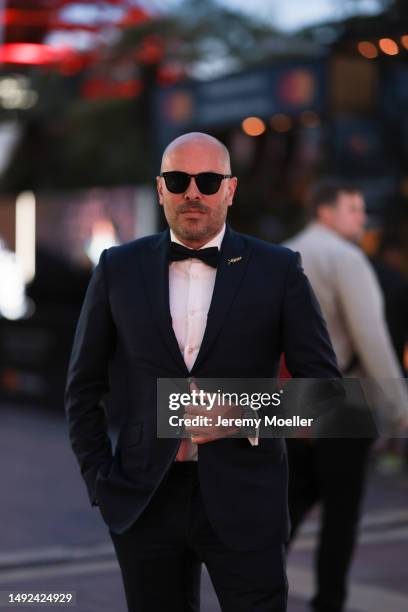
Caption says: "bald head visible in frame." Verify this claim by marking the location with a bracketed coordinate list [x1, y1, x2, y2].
[157, 131, 237, 249]
[161, 132, 231, 174]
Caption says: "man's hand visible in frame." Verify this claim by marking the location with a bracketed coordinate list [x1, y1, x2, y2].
[184, 381, 241, 444]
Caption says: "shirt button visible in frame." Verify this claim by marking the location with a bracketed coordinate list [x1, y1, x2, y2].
[189, 309, 196, 316]
[188, 346, 194, 354]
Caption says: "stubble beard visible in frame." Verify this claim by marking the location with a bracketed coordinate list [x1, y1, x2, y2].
[174, 220, 215, 243]
[167, 201, 228, 245]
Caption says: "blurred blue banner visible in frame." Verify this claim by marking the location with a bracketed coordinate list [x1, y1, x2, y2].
[154, 60, 326, 149]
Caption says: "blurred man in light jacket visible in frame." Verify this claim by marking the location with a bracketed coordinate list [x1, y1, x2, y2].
[284, 178, 408, 612]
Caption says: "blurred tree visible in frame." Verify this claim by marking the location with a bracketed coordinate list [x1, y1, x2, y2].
[0, 0, 300, 192]
[4, 0, 398, 192]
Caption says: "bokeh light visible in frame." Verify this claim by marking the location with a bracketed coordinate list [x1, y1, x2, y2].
[357, 41, 378, 59]
[379, 38, 399, 55]
[241, 116, 266, 136]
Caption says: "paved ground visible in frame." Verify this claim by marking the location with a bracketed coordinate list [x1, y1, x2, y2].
[1, 404, 407, 611]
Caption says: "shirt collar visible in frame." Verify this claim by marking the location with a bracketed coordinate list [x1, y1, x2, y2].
[170, 224, 226, 250]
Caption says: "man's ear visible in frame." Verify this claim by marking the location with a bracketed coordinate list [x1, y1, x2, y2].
[317, 204, 334, 225]
[156, 176, 164, 206]
[227, 176, 238, 207]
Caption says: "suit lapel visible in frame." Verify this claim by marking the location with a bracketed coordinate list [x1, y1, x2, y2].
[191, 226, 251, 374]
[141, 231, 190, 376]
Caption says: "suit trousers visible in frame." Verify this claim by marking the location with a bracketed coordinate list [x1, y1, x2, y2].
[109, 462, 288, 612]
[286, 438, 373, 612]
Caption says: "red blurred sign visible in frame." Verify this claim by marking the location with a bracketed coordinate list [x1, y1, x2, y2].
[1, 7, 147, 31]
[0, 43, 72, 64]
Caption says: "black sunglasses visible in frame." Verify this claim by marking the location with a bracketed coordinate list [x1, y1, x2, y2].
[160, 171, 232, 195]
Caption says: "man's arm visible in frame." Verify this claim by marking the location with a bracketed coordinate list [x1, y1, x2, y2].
[282, 251, 340, 378]
[334, 249, 408, 424]
[65, 249, 115, 505]
[249, 252, 342, 437]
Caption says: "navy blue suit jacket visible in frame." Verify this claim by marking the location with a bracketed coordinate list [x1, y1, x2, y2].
[65, 225, 340, 550]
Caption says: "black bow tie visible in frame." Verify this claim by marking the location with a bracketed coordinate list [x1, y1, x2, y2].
[168, 242, 219, 268]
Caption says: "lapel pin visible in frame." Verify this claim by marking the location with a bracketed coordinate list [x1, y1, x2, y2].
[227, 256, 242, 265]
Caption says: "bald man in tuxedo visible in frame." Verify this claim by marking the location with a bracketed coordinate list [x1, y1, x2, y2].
[65, 133, 340, 612]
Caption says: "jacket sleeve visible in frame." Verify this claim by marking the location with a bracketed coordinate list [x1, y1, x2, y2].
[65, 249, 115, 506]
[282, 251, 340, 379]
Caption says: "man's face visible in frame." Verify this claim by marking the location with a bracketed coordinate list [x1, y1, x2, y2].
[319, 191, 367, 243]
[156, 141, 237, 247]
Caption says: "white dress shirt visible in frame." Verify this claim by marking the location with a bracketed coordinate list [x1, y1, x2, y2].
[169, 226, 224, 372]
[169, 224, 257, 460]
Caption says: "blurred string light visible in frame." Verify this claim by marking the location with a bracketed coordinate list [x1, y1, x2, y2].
[270, 113, 291, 133]
[357, 41, 378, 59]
[241, 112, 317, 136]
[379, 37, 399, 55]
[357, 36, 408, 58]
[241, 116, 266, 136]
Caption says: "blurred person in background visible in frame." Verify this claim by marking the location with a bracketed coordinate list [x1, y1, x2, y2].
[284, 178, 408, 612]
[65, 132, 341, 612]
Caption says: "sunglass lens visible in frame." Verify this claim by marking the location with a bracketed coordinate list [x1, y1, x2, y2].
[196, 173, 223, 195]
[164, 172, 190, 193]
